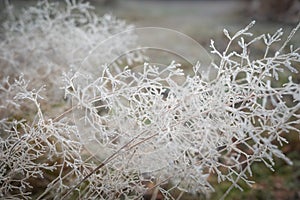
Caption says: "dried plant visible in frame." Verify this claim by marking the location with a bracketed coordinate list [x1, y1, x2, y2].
[0, 1, 299, 199]
[0, 0, 139, 103]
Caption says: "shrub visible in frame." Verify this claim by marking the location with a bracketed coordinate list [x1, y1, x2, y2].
[0, 1, 299, 199]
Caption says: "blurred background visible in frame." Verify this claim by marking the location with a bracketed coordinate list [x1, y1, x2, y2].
[1, 0, 299, 199]
[89, 0, 300, 47]
[2, 0, 299, 58]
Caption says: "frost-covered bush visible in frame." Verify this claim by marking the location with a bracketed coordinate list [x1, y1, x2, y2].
[63, 21, 300, 199]
[0, 0, 139, 103]
[0, 1, 299, 199]
[0, 1, 144, 199]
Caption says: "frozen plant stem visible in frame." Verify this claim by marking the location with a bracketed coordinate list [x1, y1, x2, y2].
[62, 130, 148, 198]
